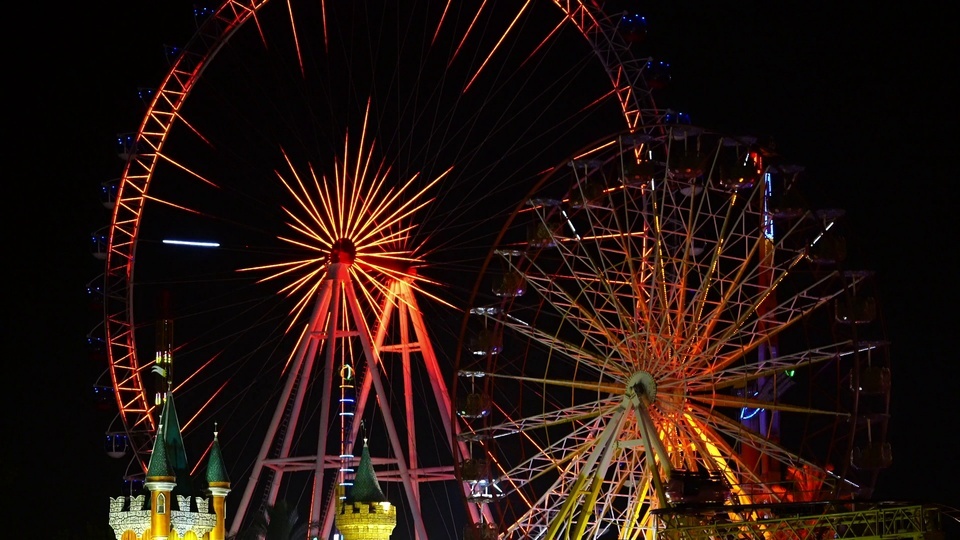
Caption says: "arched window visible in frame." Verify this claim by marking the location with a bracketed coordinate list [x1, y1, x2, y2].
[157, 493, 166, 514]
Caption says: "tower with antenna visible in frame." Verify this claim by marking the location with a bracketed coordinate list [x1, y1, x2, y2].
[229, 114, 473, 539]
[152, 291, 174, 408]
[335, 438, 397, 540]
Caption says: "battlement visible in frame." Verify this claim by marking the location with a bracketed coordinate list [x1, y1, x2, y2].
[335, 501, 398, 540]
[339, 501, 398, 518]
[171, 506, 217, 538]
[107, 493, 218, 540]
[109, 494, 146, 513]
[108, 496, 151, 539]
[105, 392, 230, 540]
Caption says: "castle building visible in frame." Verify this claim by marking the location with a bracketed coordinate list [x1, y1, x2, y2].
[108, 393, 231, 540]
[335, 439, 397, 540]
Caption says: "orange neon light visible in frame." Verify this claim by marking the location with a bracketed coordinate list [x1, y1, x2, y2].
[237, 97, 451, 330]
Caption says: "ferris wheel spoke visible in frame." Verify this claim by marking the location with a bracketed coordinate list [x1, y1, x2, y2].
[709, 268, 865, 374]
[684, 258, 772, 365]
[516, 240, 656, 376]
[499, 407, 652, 540]
[544, 405, 629, 540]
[472, 395, 617, 441]
[687, 402, 845, 490]
[674, 410, 780, 501]
[457, 125, 889, 537]
[690, 211, 858, 374]
[659, 408, 740, 474]
[492, 414, 610, 497]
[495, 299, 625, 378]
[691, 340, 860, 392]
[638, 191, 778, 374]
[520, 242, 638, 366]
[687, 393, 852, 419]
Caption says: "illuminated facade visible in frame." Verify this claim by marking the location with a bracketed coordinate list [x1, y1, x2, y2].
[108, 393, 231, 540]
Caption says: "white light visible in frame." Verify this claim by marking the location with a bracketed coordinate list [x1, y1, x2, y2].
[162, 239, 220, 248]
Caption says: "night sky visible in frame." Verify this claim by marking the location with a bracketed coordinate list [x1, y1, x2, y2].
[11, 1, 958, 537]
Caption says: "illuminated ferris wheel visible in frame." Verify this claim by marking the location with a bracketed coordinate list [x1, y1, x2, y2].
[452, 126, 893, 539]
[94, 1, 666, 538]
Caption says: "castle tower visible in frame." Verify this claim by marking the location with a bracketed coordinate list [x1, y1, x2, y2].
[335, 439, 397, 540]
[205, 426, 231, 540]
[108, 392, 228, 540]
[143, 397, 180, 540]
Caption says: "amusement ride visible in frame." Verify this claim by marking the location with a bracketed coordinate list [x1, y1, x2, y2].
[89, 1, 949, 539]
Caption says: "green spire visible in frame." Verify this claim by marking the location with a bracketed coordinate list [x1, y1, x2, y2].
[159, 393, 189, 473]
[205, 425, 230, 485]
[347, 439, 386, 503]
[146, 420, 173, 479]
[146, 392, 189, 479]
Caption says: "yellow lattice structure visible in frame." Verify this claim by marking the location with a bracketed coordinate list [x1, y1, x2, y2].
[655, 503, 945, 540]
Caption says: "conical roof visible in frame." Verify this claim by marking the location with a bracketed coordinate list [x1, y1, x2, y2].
[205, 427, 230, 485]
[159, 393, 189, 473]
[347, 439, 386, 503]
[146, 393, 189, 480]
[146, 420, 173, 479]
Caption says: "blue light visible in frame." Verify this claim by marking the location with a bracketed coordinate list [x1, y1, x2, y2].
[620, 14, 647, 25]
[763, 172, 774, 240]
[664, 111, 692, 125]
[740, 390, 762, 420]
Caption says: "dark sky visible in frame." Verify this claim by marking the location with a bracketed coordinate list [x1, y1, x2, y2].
[10, 1, 958, 537]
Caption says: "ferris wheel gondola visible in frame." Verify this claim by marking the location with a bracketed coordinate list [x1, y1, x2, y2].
[453, 126, 893, 539]
[93, 1, 670, 538]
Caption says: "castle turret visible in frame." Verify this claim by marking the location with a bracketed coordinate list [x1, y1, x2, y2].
[144, 398, 178, 540]
[335, 439, 397, 540]
[205, 426, 231, 540]
[108, 392, 224, 540]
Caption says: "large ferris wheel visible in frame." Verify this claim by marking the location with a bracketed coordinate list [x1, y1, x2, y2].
[451, 126, 896, 539]
[89, 0, 939, 539]
[94, 1, 665, 539]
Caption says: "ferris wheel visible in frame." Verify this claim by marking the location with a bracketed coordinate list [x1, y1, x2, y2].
[94, 1, 665, 538]
[452, 127, 892, 539]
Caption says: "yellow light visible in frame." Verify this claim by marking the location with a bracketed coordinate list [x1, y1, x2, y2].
[239, 97, 449, 330]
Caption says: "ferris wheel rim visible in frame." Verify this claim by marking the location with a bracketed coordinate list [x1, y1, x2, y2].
[101, 0, 655, 469]
[453, 127, 891, 538]
[99, 2, 666, 537]
[104, 1, 273, 462]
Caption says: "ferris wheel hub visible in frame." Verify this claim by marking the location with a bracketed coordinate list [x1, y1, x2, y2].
[625, 371, 657, 405]
[330, 238, 357, 265]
